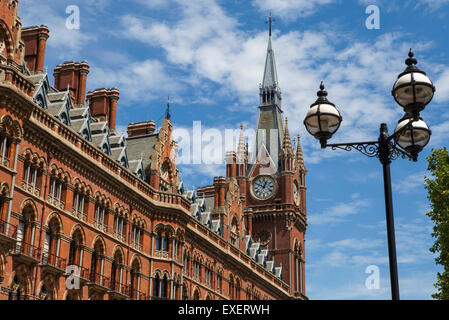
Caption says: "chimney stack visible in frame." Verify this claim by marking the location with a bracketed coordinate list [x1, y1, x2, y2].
[21, 25, 50, 74]
[53, 61, 90, 106]
[86, 88, 120, 135]
[127, 121, 156, 138]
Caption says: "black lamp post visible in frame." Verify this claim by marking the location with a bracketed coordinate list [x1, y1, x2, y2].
[303, 50, 435, 300]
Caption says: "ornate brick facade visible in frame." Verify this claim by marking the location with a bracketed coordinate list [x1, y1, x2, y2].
[0, 1, 306, 300]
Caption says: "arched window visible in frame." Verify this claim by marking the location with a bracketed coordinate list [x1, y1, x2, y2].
[113, 213, 125, 241]
[131, 224, 143, 251]
[0, 183, 10, 222]
[155, 232, 161, 251]
[72, 187, 88, 221]
[182, 283, 188, 300]
[229, 275, 235, 299]
[217, 271, 222, 294]
[111, 250, 124, 294]
[68, 228, 84, 268]
[130, 259, 141, 300]
[90, 240, 106, 287]
[22, 161, 43, 197]
[162, 233, 168, 252]
[49, 174, 65, 209]
[192, 288, 200, 300]
[42, 216, 64, 269]
[161, 275, 168, 299]
[81, 129, 89, 140]
[17, 203, 38, 258]
[102, 143, 109, 154]
[235, 278, 241, 300]
[95, 201, 108, 232]
[0, 134, 12, 167]
[152, 273, 160, 298]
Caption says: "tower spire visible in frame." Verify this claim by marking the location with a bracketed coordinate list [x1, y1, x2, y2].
[260, 14, 281, 107]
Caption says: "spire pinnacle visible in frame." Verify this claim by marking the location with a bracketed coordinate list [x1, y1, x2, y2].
[281, 118, 293, 155]
[296, 134, 304, 167]
[266, 13, 275, 37]
[237, 123, 247, 164]
[166, 96, 171, 120]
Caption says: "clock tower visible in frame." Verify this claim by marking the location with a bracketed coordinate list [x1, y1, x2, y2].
[245, 17, 307, 298]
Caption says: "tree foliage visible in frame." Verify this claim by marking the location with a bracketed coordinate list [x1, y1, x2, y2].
[425, 147, 449, 300]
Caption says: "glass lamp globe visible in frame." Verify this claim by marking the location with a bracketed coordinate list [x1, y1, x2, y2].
[392, 49, 435, 117]
[304, 82, 342, 148]
[394, 115, 431, 157]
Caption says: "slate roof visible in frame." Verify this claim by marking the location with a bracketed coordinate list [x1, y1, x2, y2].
[125, 134, 158, 170]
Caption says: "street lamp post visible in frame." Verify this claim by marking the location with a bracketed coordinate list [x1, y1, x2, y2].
[303, 50, 435, 300]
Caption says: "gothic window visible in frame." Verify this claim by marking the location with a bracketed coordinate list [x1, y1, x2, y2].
[0, 135, 11, 167]
[229, 275, 235, 299]
[152, 274, 160, 298]
[113, 214, 126, 241]
[155, 233, 161, 251]
[131, 224, 142, 251]
[102, 143, 109, 154]
[43, 216, 63, 268]
[81, 129, 89, 140]
[68, 228, 84, 267]
[72, 189, 88, 220]
[90, 240, 106, 286]
[162, 233, 168, 251]
[235, 278, 241, 300]
[111, 250, 124, 293]
[182, 283, 188, 300]
[94, 202, 108, 232]
[22, 162, 43, 197]
[217, 271, 222, 294]
[60, 112, 69, 125]
[130, 260, 142, 299]
[48, 175, 66, 209]
[160, 274, 169, 299]
[17, 202, 37, 257]
[0, 184, 9, 222]
[136, 169, 143, 180]
[192, 289, 200, 300]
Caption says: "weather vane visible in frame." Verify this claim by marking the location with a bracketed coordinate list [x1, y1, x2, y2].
[166, 95, 172, 120]
[266, 12, 275, 36]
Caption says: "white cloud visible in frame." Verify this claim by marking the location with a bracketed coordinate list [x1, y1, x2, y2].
[392, 171, 425, 194]
[88, 59, 181, 103]
[328, 238, 384, 250]
[252, 0, 335, 20]
[20, 0, 96, 59]
[308, 194, 371, 225]
[434, 68, 449, 103]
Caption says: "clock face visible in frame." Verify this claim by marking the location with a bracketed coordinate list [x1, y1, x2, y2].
[293, 182, 299, 205]
[252, 176, 275, 200]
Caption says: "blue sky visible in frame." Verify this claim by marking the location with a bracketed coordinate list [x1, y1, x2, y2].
[19, 0, 449, 299]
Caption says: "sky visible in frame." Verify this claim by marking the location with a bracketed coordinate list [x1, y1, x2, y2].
[18, 0, 449, 299]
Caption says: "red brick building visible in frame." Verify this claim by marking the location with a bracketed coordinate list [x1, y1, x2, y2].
[0, 1, 307, 300]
